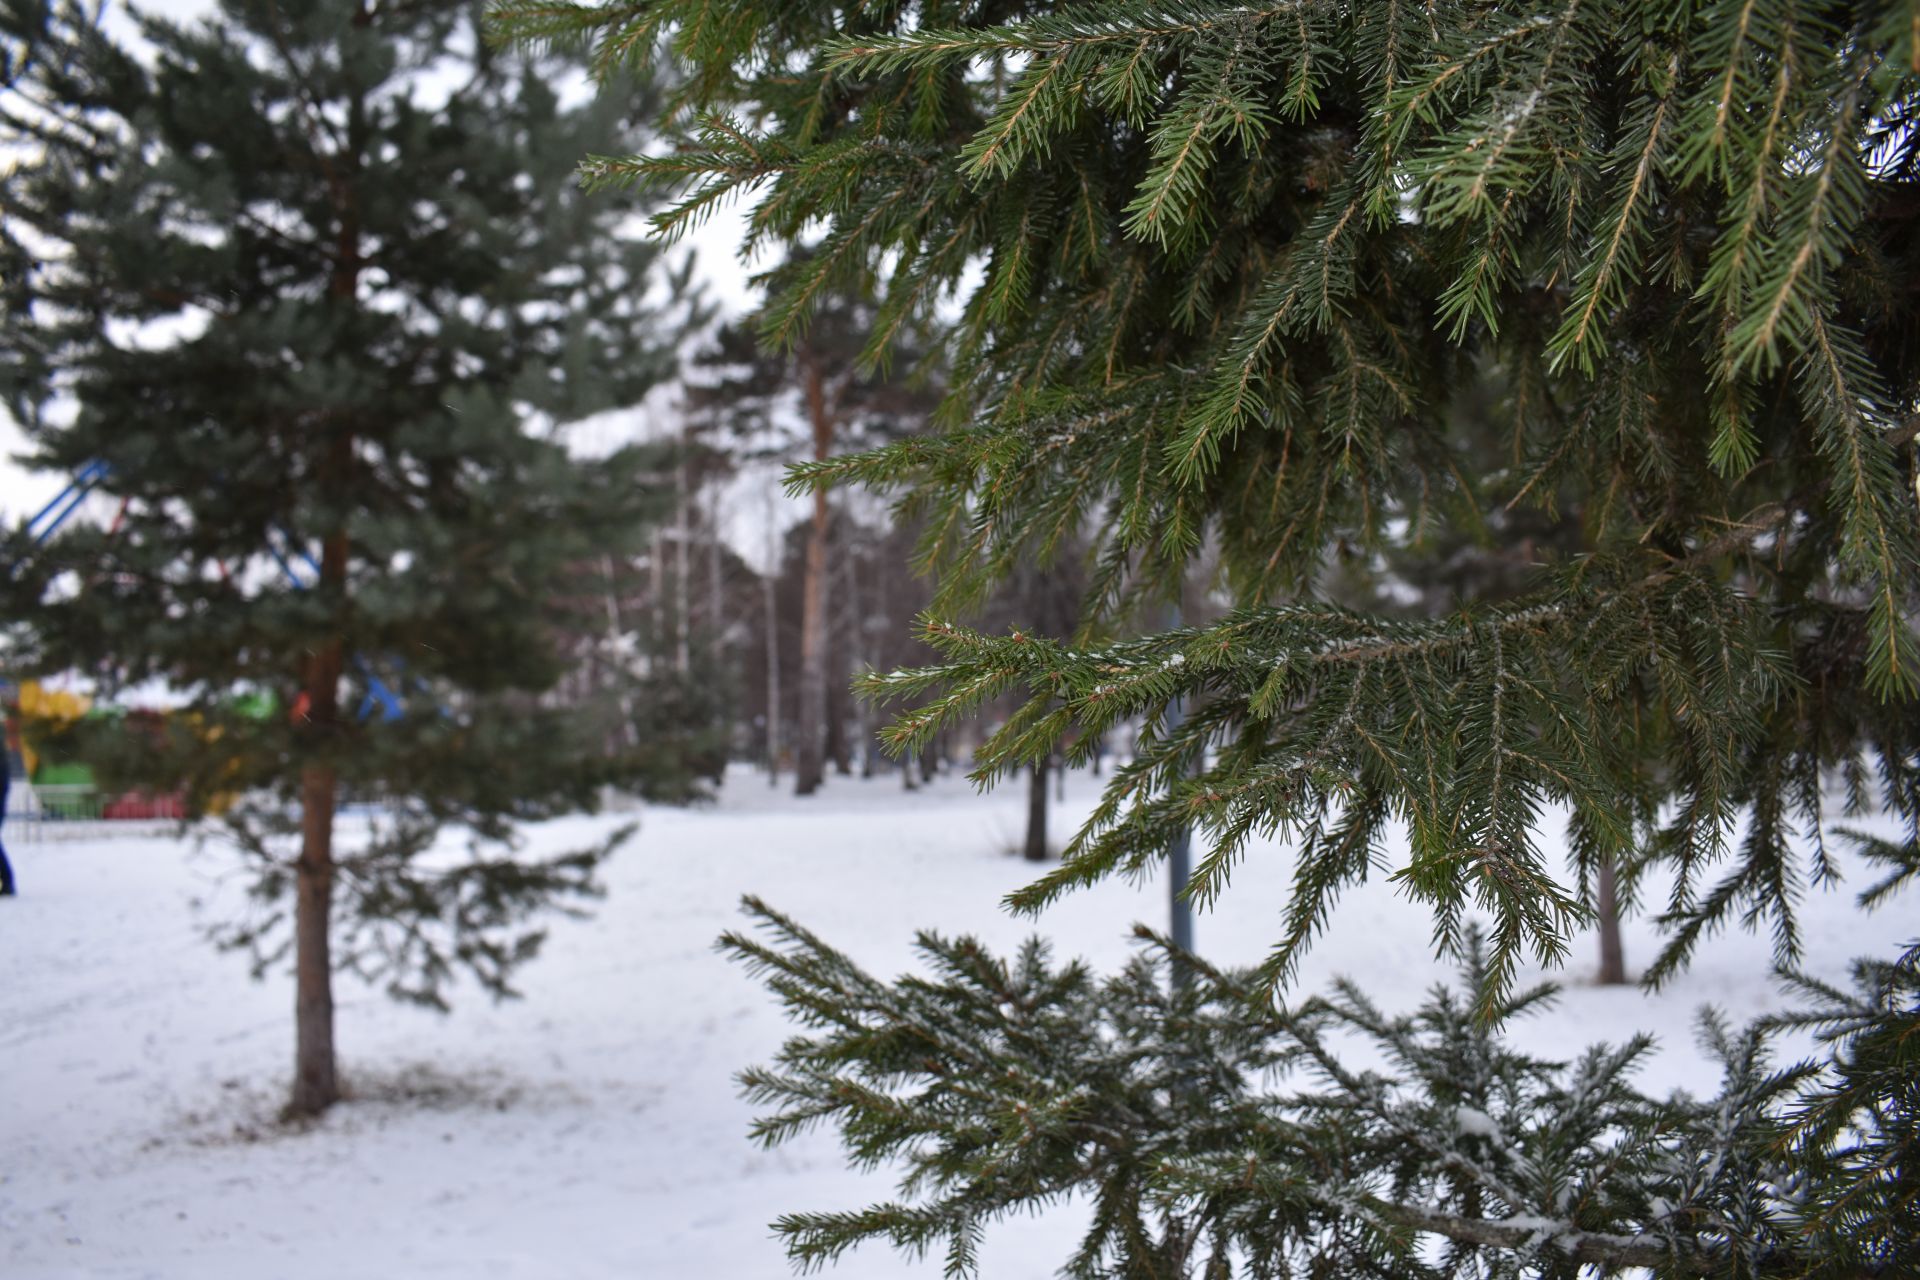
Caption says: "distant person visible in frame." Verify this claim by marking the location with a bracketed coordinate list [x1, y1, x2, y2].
[1, 684, 17, 896]
[0, 760, 14, 897]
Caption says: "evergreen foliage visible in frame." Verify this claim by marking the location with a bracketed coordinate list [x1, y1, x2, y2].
[493, 0, 1920, 1001]
[488, 0, 1920, 1270]
[725, 899, 1917, 1279]
[0, 0, 699, 1108]
[210, 794, 621, 1011]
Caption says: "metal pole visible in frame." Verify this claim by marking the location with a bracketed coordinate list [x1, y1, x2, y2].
[1168, 807, 1194, 948]
[1165, 601, 1194, 990]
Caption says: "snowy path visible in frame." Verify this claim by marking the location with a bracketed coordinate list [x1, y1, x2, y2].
[1, 766, 1908, 1279]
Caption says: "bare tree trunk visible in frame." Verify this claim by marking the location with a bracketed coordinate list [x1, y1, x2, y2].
[765, 563, 781, 786]
[848, 544, 874, 778]
[1596, 855, 1627, 985]
[674, 429, 690, 674]
[602, 553, 637, 752]
[707, 483, 723, 641]
[763, 484, 782, 786]
[650, 529, 665, 655]
[1024, 757, 1049, 861]
[794, 346, 832, 797]
[827, 679, 852, 777]
[826, 504, 851, 778]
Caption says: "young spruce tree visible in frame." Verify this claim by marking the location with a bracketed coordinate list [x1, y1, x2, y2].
[496, 0, 1920, 1272]
[0, 0, 695, 1116]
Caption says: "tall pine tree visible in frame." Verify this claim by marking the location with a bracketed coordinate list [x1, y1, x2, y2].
[1, 0, 696, 1116]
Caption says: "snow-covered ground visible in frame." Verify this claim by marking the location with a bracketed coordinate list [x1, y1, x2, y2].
[1, 765, 1910, 1279]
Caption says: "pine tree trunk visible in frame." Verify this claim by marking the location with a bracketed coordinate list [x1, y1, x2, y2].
[794, 346, 832, 797]
[827, 681, 851, 776]
[707, 482, 723, 640]
[291, 130, 363, 1118]
[674, 431, 691, 673]
[765, 562, 780, 786]
[290, 530, 349, 1119]
[825, 479, 850, 779]
[848, 547, 874, 778]
[1596, 854, 1627, 985]
[292, 752, 339, 1117]
[1024, 757, 1049, 861]
[650, 529, 665, 654]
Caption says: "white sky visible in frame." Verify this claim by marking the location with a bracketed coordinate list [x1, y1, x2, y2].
[1, 0, 781, 552]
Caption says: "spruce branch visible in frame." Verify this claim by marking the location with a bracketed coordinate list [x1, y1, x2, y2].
[728, 903, 1917, 1277]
